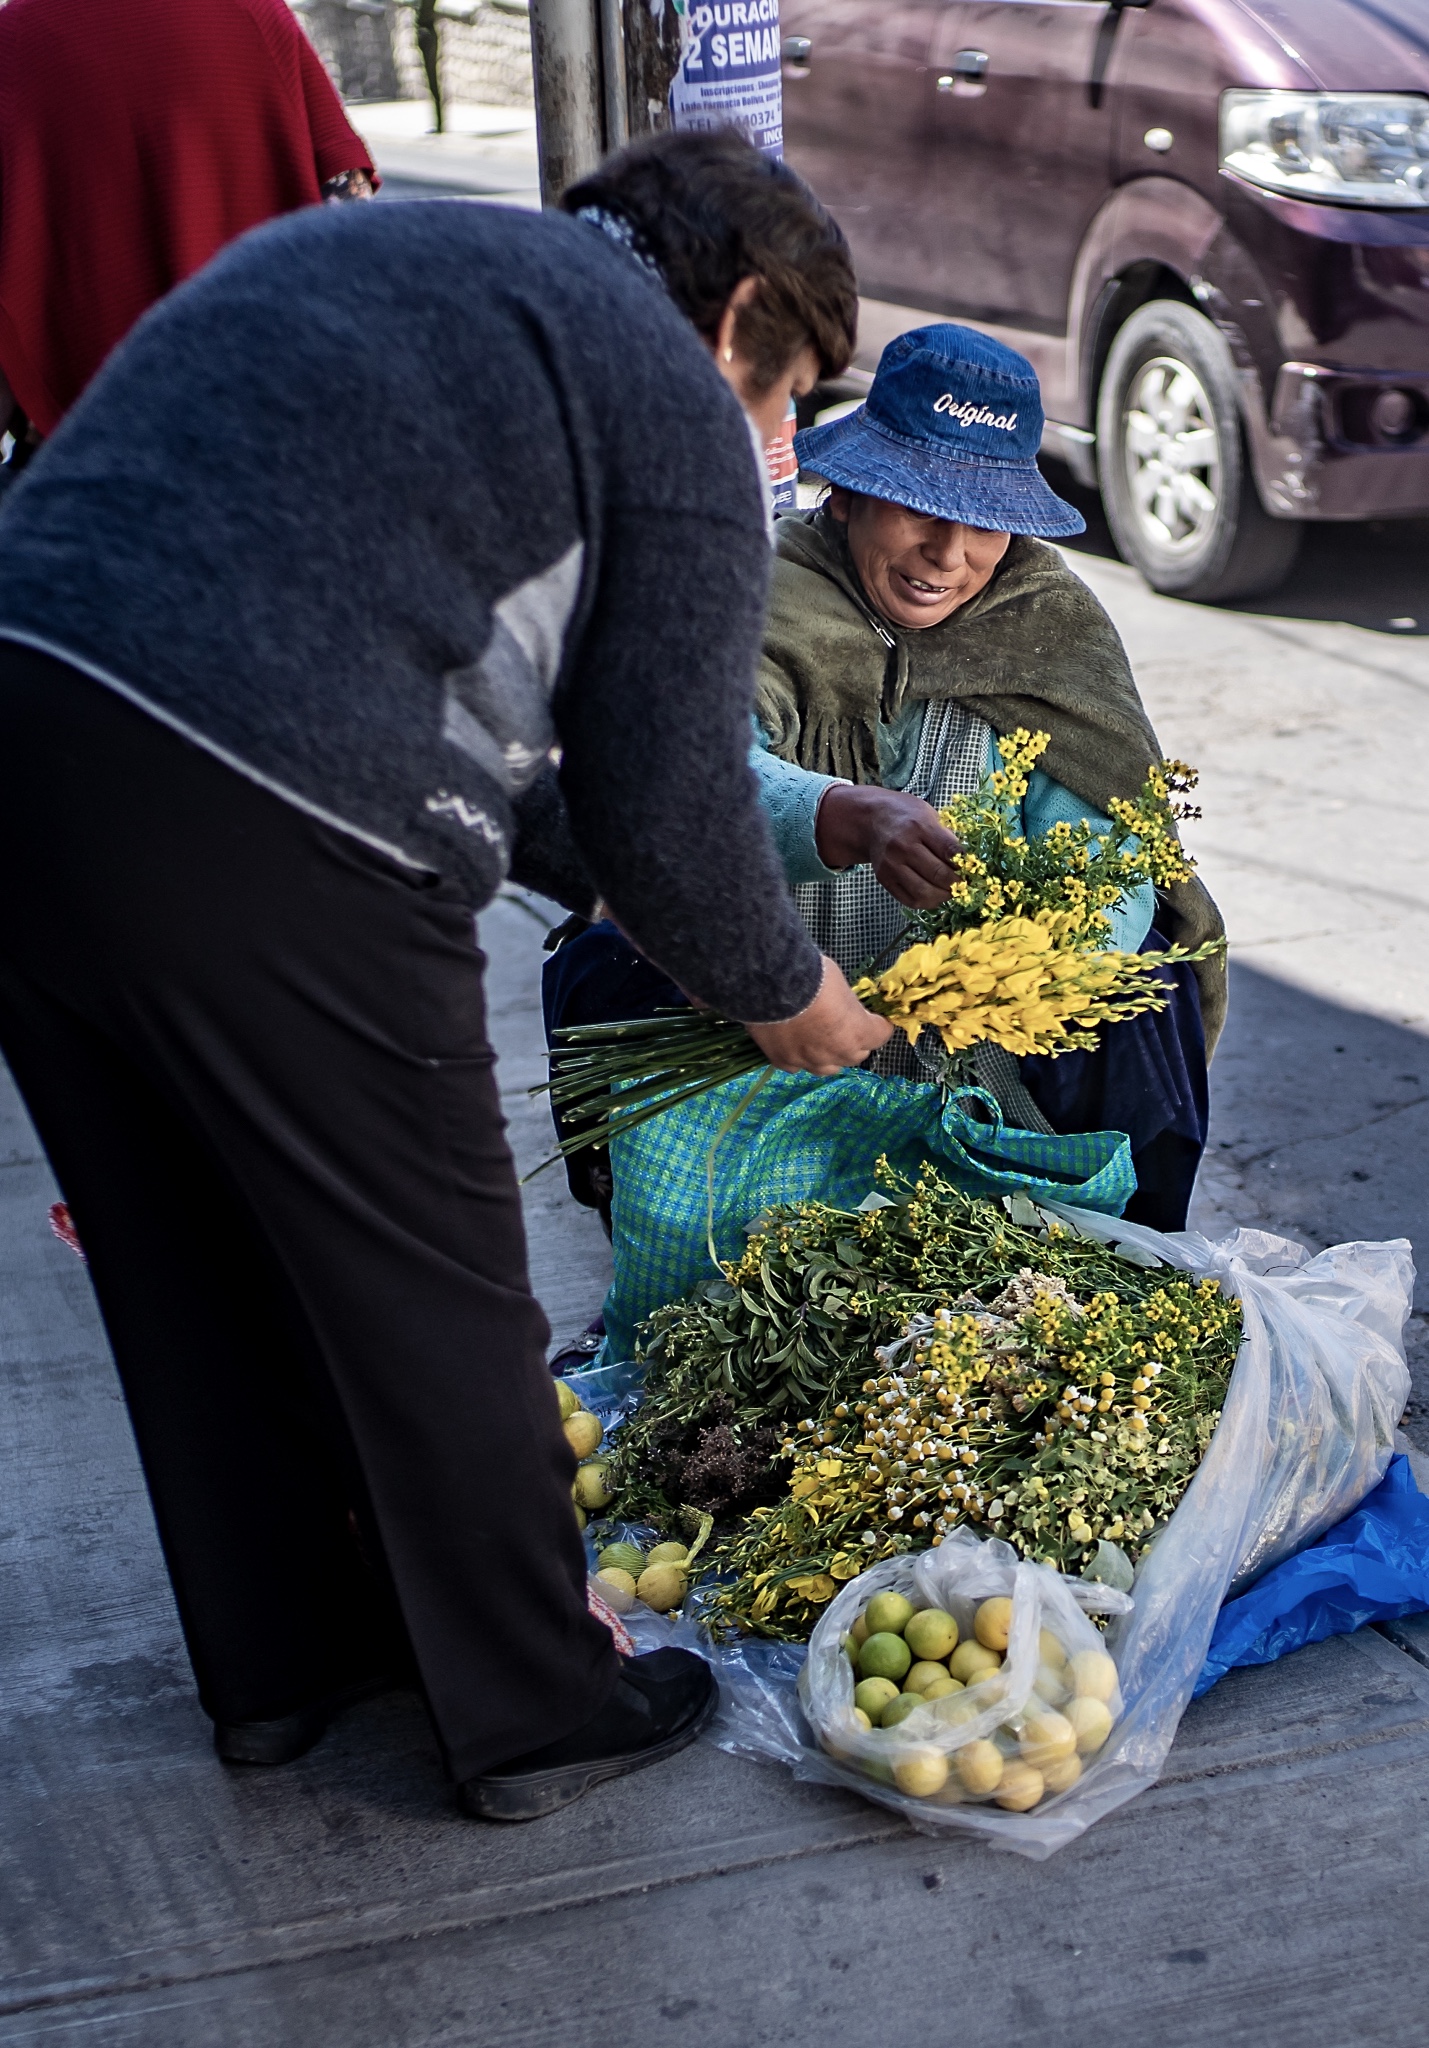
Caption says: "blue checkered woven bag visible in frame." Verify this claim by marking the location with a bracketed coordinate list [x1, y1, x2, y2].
[599, 1068, 1135, 1365]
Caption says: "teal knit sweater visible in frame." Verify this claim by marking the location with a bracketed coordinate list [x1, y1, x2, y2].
[750, 703, 1156, 953]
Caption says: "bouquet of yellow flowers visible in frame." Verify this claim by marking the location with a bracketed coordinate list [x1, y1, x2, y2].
[543, 735, 1222, 1152]
[929, 727, 1198, 946]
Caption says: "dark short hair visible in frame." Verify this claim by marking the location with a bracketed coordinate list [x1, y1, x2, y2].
[562, 129, 857, 388]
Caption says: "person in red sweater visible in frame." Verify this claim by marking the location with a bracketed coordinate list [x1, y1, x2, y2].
[0, 0, 376, 451]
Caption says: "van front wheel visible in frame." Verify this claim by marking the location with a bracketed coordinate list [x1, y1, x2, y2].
[1096, 299, 1301, 603]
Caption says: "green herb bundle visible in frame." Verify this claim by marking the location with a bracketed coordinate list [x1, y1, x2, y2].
[605, 1167, 1242, 1642]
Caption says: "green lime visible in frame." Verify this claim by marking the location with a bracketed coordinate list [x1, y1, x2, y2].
[858, 1631, 912, 1684]
[880, 1691, 925, 1729]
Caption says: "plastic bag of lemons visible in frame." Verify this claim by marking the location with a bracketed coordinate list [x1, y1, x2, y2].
[802, 1528, 1131, 1823]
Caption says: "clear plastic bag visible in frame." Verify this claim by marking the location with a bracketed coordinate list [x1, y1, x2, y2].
[799, 1534, 1130, 1826]
[707, 1211, 1414, 1857]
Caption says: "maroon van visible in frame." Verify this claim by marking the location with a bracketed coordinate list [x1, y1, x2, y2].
[780, 0, 1429, 600]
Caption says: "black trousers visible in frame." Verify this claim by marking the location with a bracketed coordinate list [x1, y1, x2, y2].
[0, 645, 617, 1782]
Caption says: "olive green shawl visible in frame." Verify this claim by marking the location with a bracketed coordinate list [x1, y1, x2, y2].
[756, 511, 1227, 1054]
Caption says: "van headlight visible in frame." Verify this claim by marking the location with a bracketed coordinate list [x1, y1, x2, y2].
[1220, 90, 1429, 208]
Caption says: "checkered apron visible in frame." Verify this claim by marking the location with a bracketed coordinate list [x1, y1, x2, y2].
[792, 699, 1055, 1132]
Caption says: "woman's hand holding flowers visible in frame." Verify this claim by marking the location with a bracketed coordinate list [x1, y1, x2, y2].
[815, 784, 962, 908]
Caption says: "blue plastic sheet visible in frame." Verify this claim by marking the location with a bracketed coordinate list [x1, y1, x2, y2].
[1194, 1453, 1429, 1697]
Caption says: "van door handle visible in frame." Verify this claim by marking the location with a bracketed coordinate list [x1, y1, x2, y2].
[937, 48, 989, 91]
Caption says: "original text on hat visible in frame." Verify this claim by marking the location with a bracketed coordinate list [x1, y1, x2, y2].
[933, 394, 1019, 432]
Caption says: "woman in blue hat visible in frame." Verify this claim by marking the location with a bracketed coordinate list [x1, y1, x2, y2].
[546, 323, 1223, 1240]
[747, 322, 1225, 1230]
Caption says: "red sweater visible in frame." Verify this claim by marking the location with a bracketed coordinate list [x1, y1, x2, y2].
[0, 0, 375, 433]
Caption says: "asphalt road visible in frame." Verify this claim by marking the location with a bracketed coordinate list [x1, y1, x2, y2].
[5, 508, 1429, 2043]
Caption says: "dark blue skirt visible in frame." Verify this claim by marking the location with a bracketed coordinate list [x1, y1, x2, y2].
[542, 919, 1208, 1233]
[1018, 928, 1207, 1233]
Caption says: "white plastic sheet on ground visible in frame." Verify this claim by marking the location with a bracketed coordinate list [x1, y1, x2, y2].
[667, 1211, 1414, 1858]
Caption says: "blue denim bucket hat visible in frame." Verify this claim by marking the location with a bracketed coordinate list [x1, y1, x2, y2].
[794, 323, 1085, 539]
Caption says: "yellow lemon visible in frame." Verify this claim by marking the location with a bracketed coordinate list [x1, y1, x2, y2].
[1069, 1649, 1118, 1703]
[904, 1660, 955, 1696]
[1065, 1695, 1115, 1755]
[1018, 1709, 1077, 1769]
[573, 1504, 587, 1531]
[821, 1708, 872, 1761]
[850, 1613, 871, 1648]
[555, 1379, 581, 1422]
[563, 1410, 603, 1460]
[955, 1739, 1004, 1796]
[950, 1640, 1001, 1685]
[859, 1632, 912, 1684]
[647, 1541, 689, 1568]
[892, 1746, 949, 1799]
[572, 1459, 613, 1512]
[933, 1692, 979, 1731]
[904, 1608, 959, 1662]
[594, 1567, 637, 1614]
[994, 1760, 1045, 1812]
[921, 1676, 959, 1701]
[927, 1778, 965, 1807]
[853, 1676, 900, 1721]
[635, 1562, 687, 1612]
[1038, 1628, 1068, 1669]
[1032, 1662, 1069, 1707]
[974, 1596, 1013, 1651]
[881, 1692, 925, 1729]
[1040, 1751, 1082, 1795]
[865, 1591, 915, 1637]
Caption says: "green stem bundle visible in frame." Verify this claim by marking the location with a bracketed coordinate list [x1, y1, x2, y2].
[545, 1009, 765, 1155]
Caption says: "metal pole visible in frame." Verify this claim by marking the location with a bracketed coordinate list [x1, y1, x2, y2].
[597, 0, 628, 150]
[528, 0, 605, 203]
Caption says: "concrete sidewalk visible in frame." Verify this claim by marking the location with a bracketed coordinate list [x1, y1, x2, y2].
[351, 99, 540, 208]
[6, 520, 1429, 2042]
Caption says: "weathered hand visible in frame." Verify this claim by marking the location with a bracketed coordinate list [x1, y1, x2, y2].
[745, 956, 893, 1075]
[815, 783, 963, 909]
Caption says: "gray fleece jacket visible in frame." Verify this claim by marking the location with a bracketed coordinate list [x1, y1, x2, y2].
[0, 200, 822, 1023]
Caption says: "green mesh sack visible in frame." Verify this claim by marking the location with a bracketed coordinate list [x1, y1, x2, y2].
[599, 1069, 1135, 1365]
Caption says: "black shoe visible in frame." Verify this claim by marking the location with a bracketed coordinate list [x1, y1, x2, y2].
[214, 1673, 403, 1767]
[461, 1648, 717, 1822]
[548, 1314, 605, 1377]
